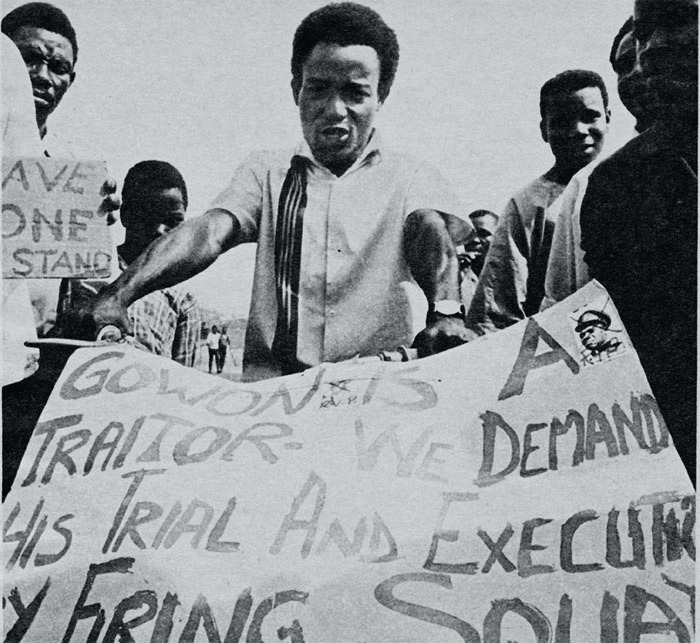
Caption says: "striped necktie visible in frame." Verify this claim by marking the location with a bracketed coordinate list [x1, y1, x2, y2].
[272, 155, 309, 374]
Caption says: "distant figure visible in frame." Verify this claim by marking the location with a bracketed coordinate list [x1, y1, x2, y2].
[542, 16, 657, 309]
[575, 310, 622, 364]
[458, 210, 498, 310]
[55, 161, 201, 367]
[580, 0, 697, 484]
[466, 70, 609, 334]
[217, 326, 231, 374]
[207, 325, 221, 373]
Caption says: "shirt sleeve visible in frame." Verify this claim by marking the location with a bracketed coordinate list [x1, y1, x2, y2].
[405, 161, 472, 245]
[465, 197, 530, 334]
[172, 291, 202, 368]
[208, 152, 267, 244]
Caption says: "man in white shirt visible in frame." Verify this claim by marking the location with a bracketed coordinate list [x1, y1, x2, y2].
[465, 70, 610, 334]
[83, 2, 473, 381]
[542, 16, 656, 309]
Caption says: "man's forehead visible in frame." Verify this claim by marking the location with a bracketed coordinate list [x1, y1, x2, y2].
[547, 86, 605, 113]
[12, 25, 74, 60]
[472, 214, 497, 229]
[303, 42, 380, 79]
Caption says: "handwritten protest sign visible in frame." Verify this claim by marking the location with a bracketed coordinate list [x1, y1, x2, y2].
[3, 282, 694, 641]
[2, 157, 111, 279]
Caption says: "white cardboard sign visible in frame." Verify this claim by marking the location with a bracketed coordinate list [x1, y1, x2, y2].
[3, 282, 694, 641]
[2, 157, 111, 279]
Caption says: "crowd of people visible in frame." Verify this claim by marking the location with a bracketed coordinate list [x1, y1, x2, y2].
[2, 0, 697, 491]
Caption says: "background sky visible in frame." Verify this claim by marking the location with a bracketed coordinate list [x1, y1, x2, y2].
[5, 0, 634, 317]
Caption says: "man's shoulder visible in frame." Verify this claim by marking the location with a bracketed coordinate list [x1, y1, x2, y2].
[508, 174, 564, 213]
[238, 148, 297, 171]
[379, 148, 440, 174]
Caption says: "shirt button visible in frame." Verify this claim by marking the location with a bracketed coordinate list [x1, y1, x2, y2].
[329, 310, 335, 316]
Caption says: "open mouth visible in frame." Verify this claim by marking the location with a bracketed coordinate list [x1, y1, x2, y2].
[321, 126, 350, 142]
[32, 92, 51, 107]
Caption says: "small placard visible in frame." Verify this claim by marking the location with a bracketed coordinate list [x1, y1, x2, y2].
[2, 157, 112, 279]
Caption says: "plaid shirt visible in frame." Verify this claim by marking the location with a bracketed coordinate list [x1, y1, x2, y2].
[57, 255, 201, 367]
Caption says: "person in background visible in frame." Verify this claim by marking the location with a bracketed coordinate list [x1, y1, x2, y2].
[542, 16, 656, 309]
[580, 0, 697, 485]
[81, 3, 473, 381]
[2, 33, 43, 385]
[458, 209, 498, 311]
[466, 70, 610, 334]
[206, 325, 221, 374]
[217, 326, 231, 374]
[54, 161, 201, 367]
[2, 2, 120, 376]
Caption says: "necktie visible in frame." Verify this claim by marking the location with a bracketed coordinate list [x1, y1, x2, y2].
[272, 155, 308, 374]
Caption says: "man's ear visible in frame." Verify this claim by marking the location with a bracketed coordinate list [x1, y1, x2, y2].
[291, 78, 300, 106]
[69, 70, 76, 86]
[539, 119, 549, 143]
[605, 107, 611, 124]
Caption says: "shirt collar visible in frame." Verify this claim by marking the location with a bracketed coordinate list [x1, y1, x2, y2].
[296, 129, 382, 175]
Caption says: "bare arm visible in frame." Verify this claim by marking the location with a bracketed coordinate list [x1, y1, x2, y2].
[90, 209, 242, 337]
[404, 209, 474, 356]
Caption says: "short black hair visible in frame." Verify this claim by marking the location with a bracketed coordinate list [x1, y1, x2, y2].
[121, 160, 188, 222]
[609, 16, 634, 73]
[539, 69, 609, 120]
[2, 2, 78, 64]
[469, 209, 498, 221]
[291, 2, 399, 103]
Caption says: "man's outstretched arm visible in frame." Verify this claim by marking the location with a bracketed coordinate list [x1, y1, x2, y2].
[89, 209, 242, 338]
[404, 209, 474, 356]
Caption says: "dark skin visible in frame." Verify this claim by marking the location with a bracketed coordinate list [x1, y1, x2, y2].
[89, 206, 471, 356]
[88, 42, 472, 360]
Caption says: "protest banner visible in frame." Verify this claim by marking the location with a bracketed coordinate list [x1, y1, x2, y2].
[3, 282, 694, 642]
[2, 157, 111, 279]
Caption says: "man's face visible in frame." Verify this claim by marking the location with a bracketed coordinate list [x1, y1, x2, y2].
[579, 324, 606, 351]
[462, 213, 498, 273]
[10, 26, 75, 131]
[124, 187, 186, 247]
[614, 30, 654, 130]
[295, 42, 382, 176]
[541, 87, 610, 173]
[634, 0, 698, 123]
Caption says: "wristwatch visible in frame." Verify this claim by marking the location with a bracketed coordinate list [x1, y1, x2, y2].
[427, 299, 466, 324]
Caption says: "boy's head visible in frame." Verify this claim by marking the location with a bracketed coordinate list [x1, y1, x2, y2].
[539, 70, 610, 173]
[120, 161, 187, 252]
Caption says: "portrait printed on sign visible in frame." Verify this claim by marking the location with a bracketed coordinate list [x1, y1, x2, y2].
[570, 298, 627, 366]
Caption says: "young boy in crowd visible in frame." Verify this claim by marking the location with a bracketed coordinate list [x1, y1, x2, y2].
[466, 70, 610, 334]
[55, 160, 201, 367]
